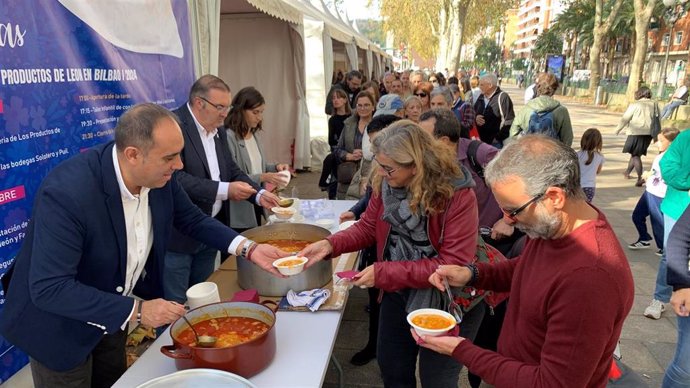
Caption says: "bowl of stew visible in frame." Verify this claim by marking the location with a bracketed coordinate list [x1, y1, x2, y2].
[406, 308, 457, 337]
[272, 256, 308, 276]
[162, 301, 277, 378]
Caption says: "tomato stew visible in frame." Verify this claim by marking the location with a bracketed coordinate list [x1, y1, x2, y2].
[178, 317, 270, 348]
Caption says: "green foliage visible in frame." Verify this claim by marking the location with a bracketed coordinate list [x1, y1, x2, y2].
[532, 29, 563, 59]
[474, 37, 502, 68]
[356, 19, 385, 46]
[512, 58, 528, 70]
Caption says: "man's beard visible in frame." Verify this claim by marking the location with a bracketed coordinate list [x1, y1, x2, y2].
[514, 207, 562, 240]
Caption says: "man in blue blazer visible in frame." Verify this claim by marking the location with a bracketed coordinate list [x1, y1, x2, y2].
[0, 103, 287, 388]
[165, 75, 280, 303]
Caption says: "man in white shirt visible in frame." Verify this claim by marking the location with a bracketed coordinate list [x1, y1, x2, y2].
[0, 103, 288, 388]
[165, 75, 281, 303]
[660, 78, 690, 120]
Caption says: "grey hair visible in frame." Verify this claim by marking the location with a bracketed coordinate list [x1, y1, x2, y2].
[411, 70, 427, 81]
[115, 103, 180, 153]
[188, 74, 230, 102]
[479, 73, 498, 87]
[484, 135, 586, 200]
[430, 87, 453, 105]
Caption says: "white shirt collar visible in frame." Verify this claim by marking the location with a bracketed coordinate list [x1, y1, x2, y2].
[187, 103, 217, 139]
[112, 145, 150, 200]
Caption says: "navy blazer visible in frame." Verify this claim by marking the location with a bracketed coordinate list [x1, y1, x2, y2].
[0, 142, 238, 371]
[167, 105, 261, 253]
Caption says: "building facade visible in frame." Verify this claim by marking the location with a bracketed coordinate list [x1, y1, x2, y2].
[514, 0, 566, 59]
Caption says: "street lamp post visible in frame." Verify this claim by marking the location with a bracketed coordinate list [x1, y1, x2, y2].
[656, 0, 689, 98]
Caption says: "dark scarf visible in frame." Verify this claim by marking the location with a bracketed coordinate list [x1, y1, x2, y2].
[381, 181, 443, 312]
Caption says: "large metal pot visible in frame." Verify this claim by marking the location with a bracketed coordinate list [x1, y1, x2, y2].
[161, 301, 276, 378]
[238, 223, 332, 296]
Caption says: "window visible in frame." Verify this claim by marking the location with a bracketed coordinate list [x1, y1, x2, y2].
[675, 31, 683, 45]
[662, 33, 670, 46]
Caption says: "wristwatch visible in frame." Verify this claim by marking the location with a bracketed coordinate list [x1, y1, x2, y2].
[240, 240, 256, 258]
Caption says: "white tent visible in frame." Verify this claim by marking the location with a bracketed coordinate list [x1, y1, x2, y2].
[188, 0, 389, 170]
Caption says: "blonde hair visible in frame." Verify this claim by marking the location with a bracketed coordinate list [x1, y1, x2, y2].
[371, 120, 461, 215]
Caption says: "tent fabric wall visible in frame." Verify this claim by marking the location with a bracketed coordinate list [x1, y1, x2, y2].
[218, 13, 303, 168]
[188, 0, 221, 77]
[345, 41, 358, 72]
[288, 23, 311, 170]
[303, 18, 329, 139]
[245, 0, 301, 24]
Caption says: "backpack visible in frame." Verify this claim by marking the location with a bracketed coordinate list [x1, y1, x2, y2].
[525, 107, 558, 139]
[466, 140, 484, 179]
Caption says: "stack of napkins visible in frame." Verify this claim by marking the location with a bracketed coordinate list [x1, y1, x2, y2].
[286, 288, 331, 312]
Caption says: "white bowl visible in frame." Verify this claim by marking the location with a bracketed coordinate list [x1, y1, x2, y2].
[272, 255, 308, 276]
[406, 308, 457, 337]
[315, 219, 334, 229]
[338, 220, 356, 231]
[271, 206, 296, 220]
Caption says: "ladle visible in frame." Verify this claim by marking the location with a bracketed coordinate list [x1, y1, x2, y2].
[181, 315, 217, 348]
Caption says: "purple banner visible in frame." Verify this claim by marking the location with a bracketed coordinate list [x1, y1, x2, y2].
[0, 0, 195, 381]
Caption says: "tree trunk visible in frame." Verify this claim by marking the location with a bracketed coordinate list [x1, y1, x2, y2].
[625, 0, 656, 102]
[569, 32, 578, 77]
[445, 1, 467, 72]
[607, 37, 616, 78]
[588, 0, 625, 96]
[436, 2, 450, 71]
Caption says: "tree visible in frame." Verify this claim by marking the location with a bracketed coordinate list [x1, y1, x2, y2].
[552, 0, 596, 76]
[588, 0, 625, 96]
[625, 0, 659, 101]
[532, 29, 563, 61]
[379, 0, 515, 70]
[512, 58, 528, 70]
[474, 37, 502, 69]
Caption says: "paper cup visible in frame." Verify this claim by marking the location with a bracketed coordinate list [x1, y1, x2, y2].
[186, 282, 220, 310]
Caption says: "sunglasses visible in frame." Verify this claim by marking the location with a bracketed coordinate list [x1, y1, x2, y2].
[502, 193, 545, 220]
[414, 92, 428, 98]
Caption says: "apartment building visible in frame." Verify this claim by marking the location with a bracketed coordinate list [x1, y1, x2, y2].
[513, 0, 566, 58]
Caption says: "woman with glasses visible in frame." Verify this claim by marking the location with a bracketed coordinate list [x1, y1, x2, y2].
[300, 121, 481, 387]
[334, 91, 376, 199]
[414, 81, 433, 113]
[224, 87, 290, 232]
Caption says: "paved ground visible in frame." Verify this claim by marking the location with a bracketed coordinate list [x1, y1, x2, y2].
[278, 83, 681, 387]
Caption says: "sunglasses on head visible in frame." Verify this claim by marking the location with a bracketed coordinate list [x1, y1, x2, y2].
[414, 92, 427, 97]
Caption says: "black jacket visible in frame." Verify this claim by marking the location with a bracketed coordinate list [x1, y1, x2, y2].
[168, 105, 261, 253]
[473, 87, 515, 144]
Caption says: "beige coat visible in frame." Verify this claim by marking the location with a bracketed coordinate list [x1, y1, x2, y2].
[615, 98, 657, 136]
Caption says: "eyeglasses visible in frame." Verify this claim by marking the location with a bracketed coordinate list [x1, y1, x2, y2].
[414, 92, 428, 98]
[198, 96, 231, 113]
[373, 155, 399, 176]
[502, 193, 545, 220]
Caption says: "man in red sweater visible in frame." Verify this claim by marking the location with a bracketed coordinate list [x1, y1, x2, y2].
[415, 135, 634, 388]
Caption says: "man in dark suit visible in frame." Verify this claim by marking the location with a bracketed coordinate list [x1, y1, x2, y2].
[0, 104, 288, 388]
[165, 75, 280, 303]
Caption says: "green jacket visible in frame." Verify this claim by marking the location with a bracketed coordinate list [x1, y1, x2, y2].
[508, 96, 573, 147]
[660, 129, 690, 220]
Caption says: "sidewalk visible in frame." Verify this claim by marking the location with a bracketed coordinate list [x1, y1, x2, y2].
[294, 83, 681, 387]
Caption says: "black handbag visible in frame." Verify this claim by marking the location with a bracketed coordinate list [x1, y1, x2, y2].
[650, 103, 661, 141]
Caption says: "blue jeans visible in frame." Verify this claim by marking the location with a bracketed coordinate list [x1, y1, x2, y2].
[163, 244, 218, 303]
[663, 315, 690, 388]
[377, 291, 485, 388]
[661, 99, 685, 120]
[654, 215, 677, 302]
[632, 191, 664, 250]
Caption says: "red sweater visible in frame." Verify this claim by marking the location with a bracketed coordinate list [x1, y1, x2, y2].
[453, 209, 633, 388]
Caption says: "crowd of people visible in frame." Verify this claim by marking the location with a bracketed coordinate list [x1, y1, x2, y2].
[1, 65, 688, 388]
[314, 67, 689, 388]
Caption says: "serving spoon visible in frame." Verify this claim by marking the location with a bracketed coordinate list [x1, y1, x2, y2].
[181, 315, 217, 348]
